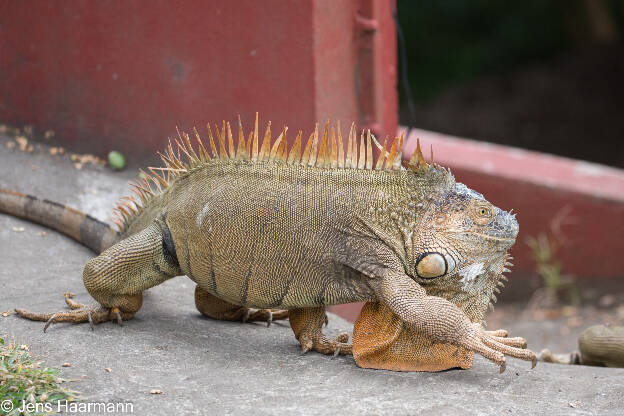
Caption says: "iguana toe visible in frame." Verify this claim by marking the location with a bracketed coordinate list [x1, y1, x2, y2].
[335, 332, 349, 343]
[245, 308, 289, 325]
[112, 307, 123, 326]
[63, 292, 84, 310]
[463, 325, 536, 370]
[15, 293, 133, 332]
[289, 307, 352, 356]
[297, 331, 352, 356]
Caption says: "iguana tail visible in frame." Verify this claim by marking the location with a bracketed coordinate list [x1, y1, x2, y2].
[0, 188, 120, 254]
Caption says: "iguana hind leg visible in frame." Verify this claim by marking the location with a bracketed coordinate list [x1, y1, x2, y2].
[16, 222, 180, 331]
[289, 307, 352, 356]
[194, 286, 288, 326]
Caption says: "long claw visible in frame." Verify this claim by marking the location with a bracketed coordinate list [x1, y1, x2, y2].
[87, 311, 94, 331]
[43, 314, 56, 333]
[532, 357, 537, 369]
[266, 310, 273, 328]
[500, 362, 506, 374]
[300, 346, 311, 355]
[242, 309, 250, 323]
[114, 309, 123, 326]
[333, 346, 341, 358]
[64, 292, 85, 310]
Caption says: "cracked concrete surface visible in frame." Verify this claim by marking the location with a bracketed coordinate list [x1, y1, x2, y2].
[1, 134, 623, 415]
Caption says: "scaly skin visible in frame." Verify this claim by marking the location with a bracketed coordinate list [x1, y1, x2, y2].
[540, 325, 624, 368]
[3, 115, 536, 372]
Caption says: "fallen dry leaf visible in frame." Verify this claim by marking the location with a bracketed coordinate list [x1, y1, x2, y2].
[599, 294, 616, 308]
[150, 389, 164, 395]
[561, 306, 577, 317]
[62, 363, 72, 367]
[15, 136, 28, 151]
[1, 310, 12, 317]
[38, 231, 46, 237]
[105, 368, 112, 373]
[70, 153, 106, 167]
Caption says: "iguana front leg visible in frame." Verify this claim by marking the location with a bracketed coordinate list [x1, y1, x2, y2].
[373, 269, 536, 372]
[289, 307, 351, 356]
[16, 222, 180, 331]
[194, 286, 288, 326]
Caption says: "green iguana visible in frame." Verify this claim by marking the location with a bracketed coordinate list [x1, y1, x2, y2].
[1, 114, 537, 372]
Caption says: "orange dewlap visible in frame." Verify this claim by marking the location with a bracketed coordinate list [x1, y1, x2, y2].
[352, 301, 474, 372]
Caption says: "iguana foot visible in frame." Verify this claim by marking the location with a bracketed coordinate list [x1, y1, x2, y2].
[463, 324, 537, 373]
[298, 330, 352, 356]
[15, 292, 134, 332]
[538, 348, 581, 365]
[289, 307, 352, 356]
[242, 308, 289, 327]
[195, 286, 288, 327]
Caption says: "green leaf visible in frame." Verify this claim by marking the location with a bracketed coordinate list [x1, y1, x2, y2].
[108, 151, 126, 171]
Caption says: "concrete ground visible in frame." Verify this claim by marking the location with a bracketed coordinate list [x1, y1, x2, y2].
[1, 133, 623, 415]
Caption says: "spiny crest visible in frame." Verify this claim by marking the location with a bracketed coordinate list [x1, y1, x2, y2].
[112, 113, 437, 230]
[487, 254, 514, 312]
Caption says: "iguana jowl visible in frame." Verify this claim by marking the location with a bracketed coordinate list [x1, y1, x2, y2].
[1, 114, 536, 372]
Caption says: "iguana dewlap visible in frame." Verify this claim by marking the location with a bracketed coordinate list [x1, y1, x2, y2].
[353, 301, 474, 371]
[1, 114, 537, 373]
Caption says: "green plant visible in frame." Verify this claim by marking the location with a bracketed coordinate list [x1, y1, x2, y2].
[0, 336, 78, 415]
[526, 233, 580, 305]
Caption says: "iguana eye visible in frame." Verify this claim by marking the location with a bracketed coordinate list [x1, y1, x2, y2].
[473, 203, 494, 225]
[415, 252, 447, 279]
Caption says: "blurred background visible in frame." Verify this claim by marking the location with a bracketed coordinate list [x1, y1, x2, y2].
[397, 0, 624, 168]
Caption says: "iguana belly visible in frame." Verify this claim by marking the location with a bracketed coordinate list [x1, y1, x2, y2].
[182, 232, 375, 309]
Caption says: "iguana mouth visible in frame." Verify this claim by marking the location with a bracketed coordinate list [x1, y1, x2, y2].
[473, 233, 516, 244]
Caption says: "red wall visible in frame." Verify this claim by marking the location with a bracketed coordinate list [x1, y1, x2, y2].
[0, 0, 397, 161]
[403, 128, 624, 282]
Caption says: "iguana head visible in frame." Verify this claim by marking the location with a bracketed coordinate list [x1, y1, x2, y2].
[410, 181, 517, 321]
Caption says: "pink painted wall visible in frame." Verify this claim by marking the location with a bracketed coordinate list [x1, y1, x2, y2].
[0, 0, 397, 161]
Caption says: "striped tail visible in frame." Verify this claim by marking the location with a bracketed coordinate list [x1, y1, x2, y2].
[0, 188, 120, 254]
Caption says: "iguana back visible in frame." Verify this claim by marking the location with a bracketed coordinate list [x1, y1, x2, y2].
[113, 116, 450, 310]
